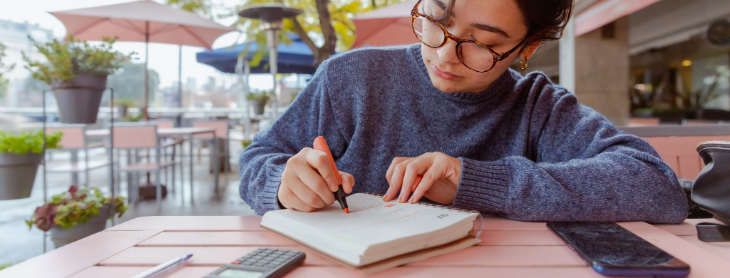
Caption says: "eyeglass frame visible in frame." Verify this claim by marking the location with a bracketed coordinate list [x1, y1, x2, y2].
[411, 0, 530, 73]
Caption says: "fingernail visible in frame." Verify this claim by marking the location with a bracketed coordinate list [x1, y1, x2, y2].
[328, 180, 338, 192]
[409, 196, 415, 203]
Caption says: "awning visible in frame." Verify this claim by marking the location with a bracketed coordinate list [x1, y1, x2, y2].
[575, 0, 662, 36]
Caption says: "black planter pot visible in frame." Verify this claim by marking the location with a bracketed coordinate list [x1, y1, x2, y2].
[50, 205, 110, 249]
[52, 74, 107, 124]
[252, 99, 268, 115]
[116, 105, 129, 118]
[0, 153, 42, 200]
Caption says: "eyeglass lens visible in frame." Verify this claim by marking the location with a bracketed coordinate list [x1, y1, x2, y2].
[413, 16, 495, 72]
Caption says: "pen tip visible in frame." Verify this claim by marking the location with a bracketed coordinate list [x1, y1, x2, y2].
[185, 254, 193, 260]
[344, 208, 349, 214]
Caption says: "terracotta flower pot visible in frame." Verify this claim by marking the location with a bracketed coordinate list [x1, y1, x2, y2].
[0, 153, 42, 200]
[52, 74, 107, 124]
[50, 205, 110, 249]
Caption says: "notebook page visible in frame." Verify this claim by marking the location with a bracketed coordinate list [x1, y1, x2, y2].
[265, 193, 477, 249]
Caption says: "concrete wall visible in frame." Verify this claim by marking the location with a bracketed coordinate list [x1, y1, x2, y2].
[574, 16, 630, 126]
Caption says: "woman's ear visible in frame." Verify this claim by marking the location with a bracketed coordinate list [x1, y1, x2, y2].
[520, 41, 541, 60]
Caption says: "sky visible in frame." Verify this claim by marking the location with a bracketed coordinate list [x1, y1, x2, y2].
[0, 0, 277, 90]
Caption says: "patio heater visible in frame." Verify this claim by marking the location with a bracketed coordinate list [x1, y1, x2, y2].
[239, 4, 303, 119]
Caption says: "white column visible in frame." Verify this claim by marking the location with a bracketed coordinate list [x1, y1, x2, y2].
[559, 15, 576, 94]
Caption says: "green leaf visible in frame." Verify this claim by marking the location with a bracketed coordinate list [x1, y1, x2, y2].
[27, 186, 128, 231]
[23, 35, 134, 84]
[0, 130, 62, 154]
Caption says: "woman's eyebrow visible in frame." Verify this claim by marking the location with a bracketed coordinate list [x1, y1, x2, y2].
[471, 22, 510, 38]
[428, 0, 509, 38]
[431, 0, 456, 19]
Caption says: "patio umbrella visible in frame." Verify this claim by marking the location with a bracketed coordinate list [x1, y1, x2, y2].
[50, 0, 236, 117]
[352, 0, 418, 49]
[196, 34, 318, 75]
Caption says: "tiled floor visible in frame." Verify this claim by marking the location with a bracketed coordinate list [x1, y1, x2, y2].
[0, 142, 257, 266]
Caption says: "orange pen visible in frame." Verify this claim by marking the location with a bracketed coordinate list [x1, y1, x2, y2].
[313, 136, 349, 214]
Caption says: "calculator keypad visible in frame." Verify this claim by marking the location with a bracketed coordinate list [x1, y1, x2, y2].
[232, 248, 303, 269]
[207, 248, 305, 278]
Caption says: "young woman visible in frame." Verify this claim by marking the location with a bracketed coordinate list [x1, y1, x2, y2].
[238, 0, 688, 223]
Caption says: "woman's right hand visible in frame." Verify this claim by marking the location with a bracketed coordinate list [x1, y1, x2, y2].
[278, 147, 355, 212]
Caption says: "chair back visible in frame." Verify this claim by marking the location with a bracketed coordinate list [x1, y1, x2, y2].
[620, 125, 730, 179]
[155, 121, 175, 129]
[193, 121, 228, 139]
[46, 125, 86, 149]
[627, 118, 660, 127]
[112, 124, 158, 149]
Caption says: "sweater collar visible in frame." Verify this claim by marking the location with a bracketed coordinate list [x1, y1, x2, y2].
[407, 44, 517, 104]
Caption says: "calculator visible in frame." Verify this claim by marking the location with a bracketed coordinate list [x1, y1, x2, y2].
[204, 248, 305, 278]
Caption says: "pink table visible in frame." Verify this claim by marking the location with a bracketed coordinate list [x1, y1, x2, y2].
[3, 216, 730, 278]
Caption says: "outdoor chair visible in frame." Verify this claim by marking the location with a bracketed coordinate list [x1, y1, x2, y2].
[193, 120, 230, 187]
[113, 124, 172, 209]
[45, 124, 112, 188]
[152, 120, 185, 194]
[620, 125, 730, 180]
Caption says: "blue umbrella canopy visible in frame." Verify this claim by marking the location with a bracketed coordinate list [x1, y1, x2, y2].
[196, 34, 317, 74]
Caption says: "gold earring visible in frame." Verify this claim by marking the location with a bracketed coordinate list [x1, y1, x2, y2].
[520, 58, 529, 70]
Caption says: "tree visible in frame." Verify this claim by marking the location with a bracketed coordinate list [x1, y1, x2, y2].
[167, 0, 410, 66]
[107, 61, 160, 105]
[0, 42, 14, 99]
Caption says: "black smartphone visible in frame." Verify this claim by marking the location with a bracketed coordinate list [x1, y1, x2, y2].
[547, 222, 690, 277]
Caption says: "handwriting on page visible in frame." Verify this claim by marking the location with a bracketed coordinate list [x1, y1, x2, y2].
[287, 194, 458, 243]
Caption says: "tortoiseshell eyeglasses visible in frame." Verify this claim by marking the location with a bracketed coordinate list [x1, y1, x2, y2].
[411, 0, 528, 73]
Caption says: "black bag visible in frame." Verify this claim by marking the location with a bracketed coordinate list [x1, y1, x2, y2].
[692, 141, 730, 242]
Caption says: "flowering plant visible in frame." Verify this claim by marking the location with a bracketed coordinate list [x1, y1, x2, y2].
[26, 186, 127, 231]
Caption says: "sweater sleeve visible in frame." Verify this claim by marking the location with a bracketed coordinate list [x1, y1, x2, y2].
[238, 61, 347, 215]
[452, 88, 689, 224]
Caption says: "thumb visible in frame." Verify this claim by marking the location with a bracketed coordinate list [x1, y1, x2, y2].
[339, 171, 355, 194]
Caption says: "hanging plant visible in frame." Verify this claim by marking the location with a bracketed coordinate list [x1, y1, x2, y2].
[22, 35, 134, 84]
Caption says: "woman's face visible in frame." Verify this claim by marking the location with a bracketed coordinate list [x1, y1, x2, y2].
[419, 0, 530, 93]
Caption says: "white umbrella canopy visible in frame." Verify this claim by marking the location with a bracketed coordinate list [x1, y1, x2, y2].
[50, 0, 236, 116]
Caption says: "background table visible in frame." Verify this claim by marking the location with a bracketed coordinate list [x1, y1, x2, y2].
[86, 127, 219, 196]
[3, 216, 730, 278]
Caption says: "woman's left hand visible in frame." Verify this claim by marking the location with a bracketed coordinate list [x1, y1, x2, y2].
[384, 152, 462, 204]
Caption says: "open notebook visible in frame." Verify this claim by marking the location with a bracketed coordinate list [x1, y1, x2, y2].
[260, 193, 481, 273]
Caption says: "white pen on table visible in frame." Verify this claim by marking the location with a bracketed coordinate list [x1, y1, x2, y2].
[130, 254, 193, 278]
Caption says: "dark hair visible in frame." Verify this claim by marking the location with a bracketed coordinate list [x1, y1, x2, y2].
[514, 0, 574, 43]
[439, 0, 574, 44]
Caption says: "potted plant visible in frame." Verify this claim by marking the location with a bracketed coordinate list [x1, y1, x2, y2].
[0, 130, 62, 200]
[248, 90, 270, 116]
[26, 185, 127, 249]
[113, 98, 136, 118]
[23, 36, 134, 124]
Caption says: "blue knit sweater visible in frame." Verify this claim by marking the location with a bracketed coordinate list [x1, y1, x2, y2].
[238, 44, 688, 223]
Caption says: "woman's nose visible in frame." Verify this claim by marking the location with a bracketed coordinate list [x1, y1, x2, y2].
[436, 37, 461, 65]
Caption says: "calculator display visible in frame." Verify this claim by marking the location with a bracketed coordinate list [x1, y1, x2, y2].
[218, 269, 263, 278]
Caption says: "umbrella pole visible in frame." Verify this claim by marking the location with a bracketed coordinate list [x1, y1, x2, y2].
[144, 21, 150, 121]
[178, 45, 183, 108]
[245, 62, 251, 141]
[236, 57, 252, 141]
[267, 29, 279, 119]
